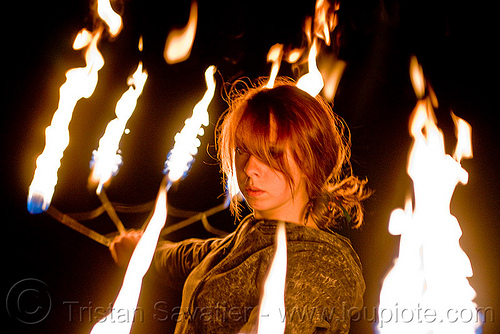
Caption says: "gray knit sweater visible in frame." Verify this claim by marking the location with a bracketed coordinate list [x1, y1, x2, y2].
[154, 215, 365, 333]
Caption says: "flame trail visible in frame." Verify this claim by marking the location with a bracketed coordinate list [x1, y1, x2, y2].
[27, 29, 105, 214]
[92, 66, 216, 334]
[265, 43, 283, 88]
[89, 62, 148, 194]
[164, 65, 216, 184]
[90, 178, 168, 334]
[97, 0, 123, 37]
[377, 57, 480, 333]
[27, 0, 124, 214]
[257, 221, 287, 334]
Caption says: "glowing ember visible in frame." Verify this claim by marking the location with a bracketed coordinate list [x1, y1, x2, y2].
[164, 65, 216, 183]
[89, 62, 148, 194]
[265, 43, 283, 89]
[164, 1, 198, 64]
[97, 0, 123, 37]
[27, 29, 105, 214]
[377, 57, 480, 333]
[257, 221, 287, 334]
[296, 38, 324, 96]
[90, 179, 168, 334]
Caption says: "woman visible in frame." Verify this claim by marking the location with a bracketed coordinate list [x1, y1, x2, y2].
[111, 80, 370, 333]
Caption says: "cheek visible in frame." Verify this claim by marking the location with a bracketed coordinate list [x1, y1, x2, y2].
[268, 171, 293, 197]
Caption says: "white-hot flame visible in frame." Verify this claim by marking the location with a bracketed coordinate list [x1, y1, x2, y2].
[265, 43, 283, 89]
[257, 221, 287, 334]
[377, 57, 480, 333]
[296, 39, 324, 96]
[27, 29, 105, 214]
[164, 1, 198, 64]
[89, 62, 148, 194]
[165, 65, 216, 183]
[73, 29, 93, 50]
[90, 181, 168, 334]
[97, 0, 123, 37]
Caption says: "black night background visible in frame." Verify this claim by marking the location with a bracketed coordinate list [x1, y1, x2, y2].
[3, 0, 498, 333]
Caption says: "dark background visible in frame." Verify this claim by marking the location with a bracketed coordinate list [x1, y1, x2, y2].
[3, 0, 498, 333]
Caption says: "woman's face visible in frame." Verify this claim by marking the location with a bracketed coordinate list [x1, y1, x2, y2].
[234, 143, 310, 223]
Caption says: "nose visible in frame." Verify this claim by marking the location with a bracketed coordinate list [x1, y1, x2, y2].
[244, 155, 264, 178]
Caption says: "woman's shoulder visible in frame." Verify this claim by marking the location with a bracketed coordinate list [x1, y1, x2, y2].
[246, 219, 363, 278]
[250, 219, 359, 256]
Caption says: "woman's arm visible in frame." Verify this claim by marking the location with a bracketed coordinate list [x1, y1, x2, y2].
[154, 237, 226, 284]
[109, 230, 143, 268]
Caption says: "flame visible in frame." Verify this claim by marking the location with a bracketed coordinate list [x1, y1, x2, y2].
[313, 0, 338, 46]
[322, 59, 346, 101]
[90, 179, 168, 334]
[265, 43, 283, 88]
[377, 58, 480, 333]
[164, 1, 198, 64]
[138, 36, 143, 52]
[27, 29, 105, 214]
[410, 56, 426, 100]
[89, 62, 148, 194]
[164, 65, 216, 183]
[296, 39, 324, 96]
[285, 48, 303, 64]
[452, 112, 473, 162]
[73, 29, 93, 50]
[97, 0, 123, 37]
[257, 221, 287, 334]
[295, 0, 343, 97]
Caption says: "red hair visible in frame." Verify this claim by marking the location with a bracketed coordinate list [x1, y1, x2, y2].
[217, 79, 370, 230]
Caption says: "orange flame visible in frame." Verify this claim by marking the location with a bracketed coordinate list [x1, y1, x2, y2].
[296, 0, 341, 97]
[285, 48, 303, 64]
[89, 62, 148, 194]
[164, 1, 198, 64]
[265, 43, 283, 88]
[313, 0, 338, 46]
[322, 59, 346, 101]
[377, 57, 480, 333]
[257, 222, 287, 334]
[90, 179, 168, 334]
[28, 29, 105, 214]
[452, 112, 473, 162]
[166, 65, 216, 182]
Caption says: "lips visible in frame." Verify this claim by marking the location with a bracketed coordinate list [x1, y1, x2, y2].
[245, 186, 265, 197]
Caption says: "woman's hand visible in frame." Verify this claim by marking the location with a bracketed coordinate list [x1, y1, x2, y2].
[109, 230, 143, 268]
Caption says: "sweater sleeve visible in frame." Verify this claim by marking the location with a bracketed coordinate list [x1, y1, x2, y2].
[154, 237, 226, 285]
